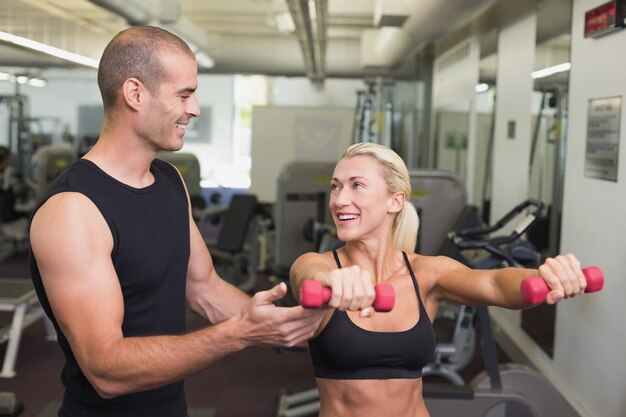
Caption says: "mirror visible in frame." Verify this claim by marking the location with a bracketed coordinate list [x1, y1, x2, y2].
[521, 0, 573, 358]
[475, 29, 498, 221]
[434, 102, 470, 179]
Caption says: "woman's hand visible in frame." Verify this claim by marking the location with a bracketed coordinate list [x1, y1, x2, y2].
[537, 254, 587, 304]
[318, 265, 377, 317]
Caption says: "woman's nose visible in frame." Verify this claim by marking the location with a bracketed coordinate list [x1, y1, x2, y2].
[333, 189, 351, 206]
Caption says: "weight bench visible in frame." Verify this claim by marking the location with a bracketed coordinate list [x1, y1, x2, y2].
[0, 278, 53, 378]
[205, 194, 260, 293]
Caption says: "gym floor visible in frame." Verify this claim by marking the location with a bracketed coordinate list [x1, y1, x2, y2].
[0, 251, 560, 417]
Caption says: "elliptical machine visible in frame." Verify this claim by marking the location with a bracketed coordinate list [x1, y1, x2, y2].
[424, 199, 570, 417]
[424, 200, 543, 386]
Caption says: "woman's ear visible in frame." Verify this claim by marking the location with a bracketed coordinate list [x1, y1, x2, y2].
[387, 191, 406, 214]
[121, 77, 144, 110]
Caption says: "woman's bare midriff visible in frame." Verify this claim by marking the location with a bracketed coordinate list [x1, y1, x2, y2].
[317, 377, 430, 417]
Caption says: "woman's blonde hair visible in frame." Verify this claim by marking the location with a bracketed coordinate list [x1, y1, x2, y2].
[341, 142, 419, 252]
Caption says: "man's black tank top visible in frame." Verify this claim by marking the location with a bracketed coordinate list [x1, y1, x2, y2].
[29, 159, 190, 417]
[308, 251, 437, 379]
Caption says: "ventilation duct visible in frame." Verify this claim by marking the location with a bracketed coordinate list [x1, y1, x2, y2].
[374, 0, 410, 27]
[286, 0, 328, 85]
[89, 0, 178, 25]
[88, 0, 215, 68]
[365, 0, 499, 69]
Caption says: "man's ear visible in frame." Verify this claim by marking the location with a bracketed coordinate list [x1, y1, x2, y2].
[387, 191, 406, 214]
[121, 77, 145, 110]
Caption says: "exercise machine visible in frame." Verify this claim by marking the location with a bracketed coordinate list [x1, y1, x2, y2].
[0, 278, 55, 378]
[425, 199, 544, 386]
[351, 77, 397, 148]
[415, 174, 474, 385]
[409, 169, 467, 256]
[204, 193, 261, 293]
[273, 161, 336, 279]
[424, 199, 602, 417]
[157, 151, 207, 217]
[0, 392, 22, 416]
[31, 144, 75, 200]
[156, 152, 266, 293]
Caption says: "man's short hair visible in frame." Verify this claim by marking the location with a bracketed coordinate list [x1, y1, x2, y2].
[97, 26, 195, 111]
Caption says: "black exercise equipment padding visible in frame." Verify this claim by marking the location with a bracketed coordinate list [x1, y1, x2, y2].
[437, 205, 482, 264]
[423, 383, 474, 399]
[216, 194, 258, 253]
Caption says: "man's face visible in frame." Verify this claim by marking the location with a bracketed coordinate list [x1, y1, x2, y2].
[141, 52, 201, 152]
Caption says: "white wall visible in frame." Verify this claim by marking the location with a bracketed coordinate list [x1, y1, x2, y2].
[183, 75, 235, 182]
[250, 106, 354, 202]
[490, 12, 536, 223]
[271, 77, 364, 107]
[432, 36, 481, 204]
[554, 1, 626, 416]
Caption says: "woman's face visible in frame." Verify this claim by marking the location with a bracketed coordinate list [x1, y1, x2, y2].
[330, 155, 396, 243]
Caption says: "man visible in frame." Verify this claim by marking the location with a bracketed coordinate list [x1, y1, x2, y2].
[29, 26, 323, 417]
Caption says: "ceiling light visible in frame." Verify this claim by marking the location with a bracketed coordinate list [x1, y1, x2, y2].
[195, 51, 215, 69]
[532, 62, 571, 79]
[274, 12, 295, 33]
[475, 83, 489, 93]
[0, 30, 99, 68]
[0, 72, 47, 88]
[28, 78, 47, 87]
[308, 0, 317, 21]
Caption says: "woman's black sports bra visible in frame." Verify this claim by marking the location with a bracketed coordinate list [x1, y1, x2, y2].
[307, 251, 437, 380]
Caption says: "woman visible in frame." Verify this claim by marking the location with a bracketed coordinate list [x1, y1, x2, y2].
[290, 142, 586, 417]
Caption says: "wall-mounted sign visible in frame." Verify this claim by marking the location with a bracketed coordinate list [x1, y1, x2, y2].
[584, 0, 626, 38]
[444, 131, 467, 150]
[585, 96, 621, 181]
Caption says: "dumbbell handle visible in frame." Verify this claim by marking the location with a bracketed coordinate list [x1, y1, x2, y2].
[520, 266, 604, 304]
[300, 280, 395, 312]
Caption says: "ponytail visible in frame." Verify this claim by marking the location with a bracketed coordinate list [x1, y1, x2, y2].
[393, 200, 420, 252]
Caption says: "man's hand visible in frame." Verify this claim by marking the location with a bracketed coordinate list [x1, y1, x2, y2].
[236, 283, 325, 348]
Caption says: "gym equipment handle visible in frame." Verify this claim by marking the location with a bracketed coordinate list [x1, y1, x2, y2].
[520, 266, 604, 304]
[300, 280, 395, 312]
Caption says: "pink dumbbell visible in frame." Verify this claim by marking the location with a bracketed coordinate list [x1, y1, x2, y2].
[300, 280, 395, 312]
[520, 266, 604, 304]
